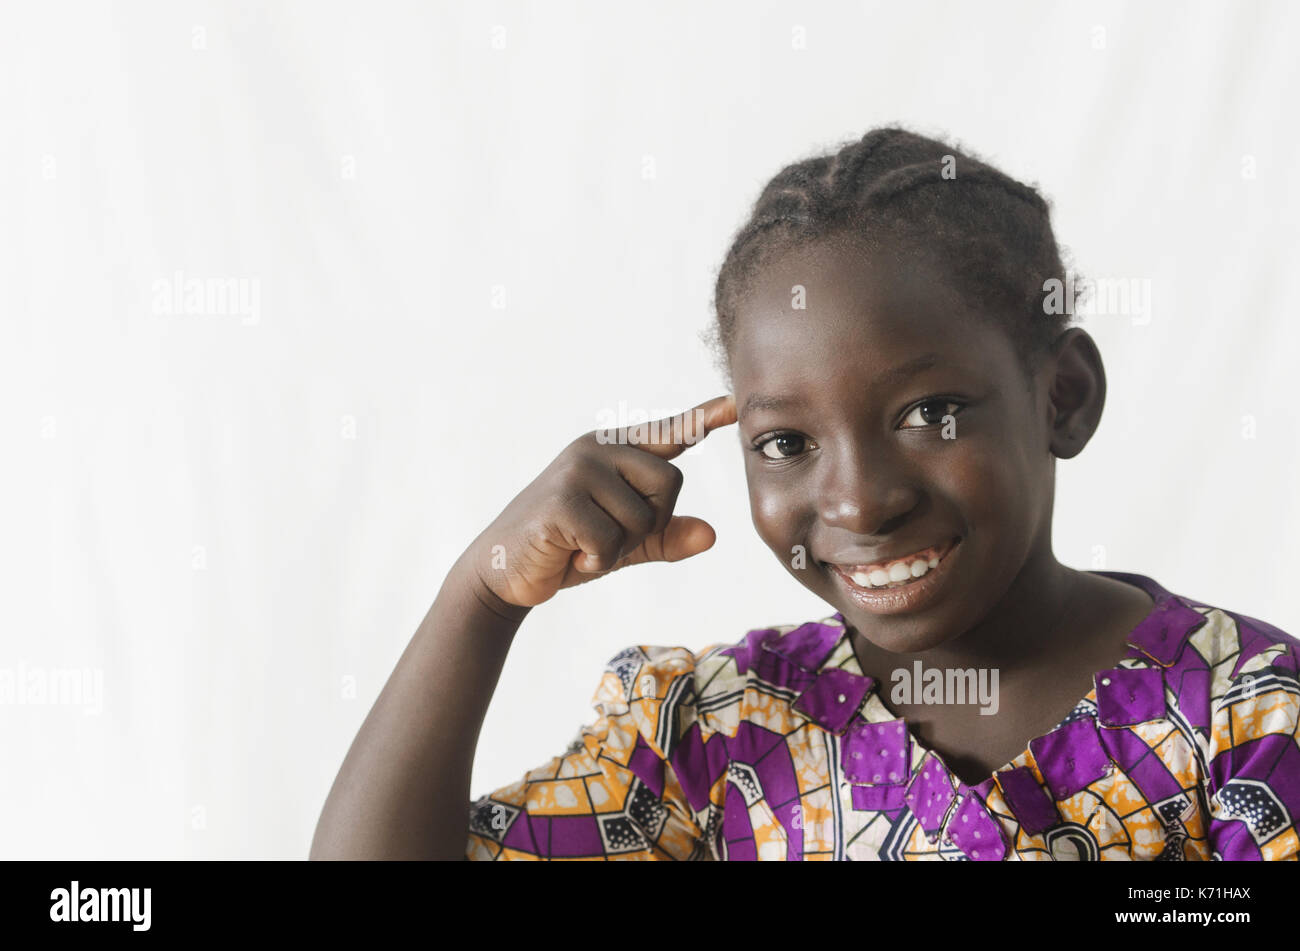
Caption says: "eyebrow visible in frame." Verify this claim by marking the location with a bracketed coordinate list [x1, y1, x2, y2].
[739, 352, 943, 421]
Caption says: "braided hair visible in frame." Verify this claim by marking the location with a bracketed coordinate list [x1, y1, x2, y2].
[704, 126, 1078, 388]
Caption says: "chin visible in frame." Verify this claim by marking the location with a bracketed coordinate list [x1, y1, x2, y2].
[851, 612, 959, 656]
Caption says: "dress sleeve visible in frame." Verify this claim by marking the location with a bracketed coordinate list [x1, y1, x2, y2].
[1203, 635, 1300, 860]
[465, 644, 715, 860]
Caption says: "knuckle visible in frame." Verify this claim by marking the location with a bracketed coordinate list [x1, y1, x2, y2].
[572, 430, 603, 454]
[517, 514, 551, 550]
[623, 501, 657, 538]
[554, 487, 588, 519]
[556, 436, 593, 471]
[634, 500, 660, 534]
[595, 521, 626, 556]
[552, 452, 594, 489]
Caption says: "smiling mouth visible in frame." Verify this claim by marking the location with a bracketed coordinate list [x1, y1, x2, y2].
[826, 536, 961, 590]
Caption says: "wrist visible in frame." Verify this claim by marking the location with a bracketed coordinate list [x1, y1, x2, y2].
[447, 551, 533, 629]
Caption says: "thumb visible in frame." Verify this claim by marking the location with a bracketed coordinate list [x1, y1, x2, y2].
[655, 515, 718, 563]
[576, 515, 717, 572]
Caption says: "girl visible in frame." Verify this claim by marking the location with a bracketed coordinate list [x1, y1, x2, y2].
[310, 126, 1300, 861]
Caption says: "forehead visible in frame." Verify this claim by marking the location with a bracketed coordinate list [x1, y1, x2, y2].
[729, 237, 1018, 398]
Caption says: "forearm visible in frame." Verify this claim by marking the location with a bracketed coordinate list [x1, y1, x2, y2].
[309, 555, 530, 860]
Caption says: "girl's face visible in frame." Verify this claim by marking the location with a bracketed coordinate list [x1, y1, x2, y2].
[730, 237, 1059, 655]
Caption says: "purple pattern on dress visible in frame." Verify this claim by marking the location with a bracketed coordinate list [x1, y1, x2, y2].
[852, 784, 908, 811]
[995, 765, 1059, 834]
[1030, 716, 1113, 800]
[752, 743, 803, 859]
[1097, 722, 1151, 773]
[1164, 661, 1212, 734]
[543, 815, 604, 857]
[628, 733, 665, 797]
[668, 722, 717, 813]
[1274, 645, 1300, 677]
[753, 648, 818, 693]
[842, 717, 910, 784]
[1126, 596, 1203, 666]
[947, 789, 1008, 861]
[502, 809, 541, 852]
[704, 731, 730, 792]
[793, 667, 874, 734]
[729, 720, 785, 764]
[969, 776, 997, 799]
[1210, 733, 1299, 808]
[1125, 740, 1183, 802]
[719, 627, 781, 675]
[1227, 612, 1297, 678]
[722, 783, 756, 860]
[754, 741, 800, 813]
[1209, 735, 1300, 859]
[904, 751, 956, 836]
[1276, 742, 1300, 812]
[764, 620, 843, 670]
[1209, 818, 1262, 859]
[626, 727, 665, 795]
[468, 572, 1300, 861]
[1095, 666, 1167, 726]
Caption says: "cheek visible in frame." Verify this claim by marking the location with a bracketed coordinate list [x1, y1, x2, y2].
[754, 490, 785, 521]
[937, 437, 1040, 531]
[748, 482, 794, 548]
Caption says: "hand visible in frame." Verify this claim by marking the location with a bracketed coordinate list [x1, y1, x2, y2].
[459, 395, 737, 610]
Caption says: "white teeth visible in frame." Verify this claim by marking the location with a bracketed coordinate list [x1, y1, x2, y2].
[847, 556, 930, 587]
[841, 548, 945, 589]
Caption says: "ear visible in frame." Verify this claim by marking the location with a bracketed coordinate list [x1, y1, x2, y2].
[1044, 328, 1106, 460]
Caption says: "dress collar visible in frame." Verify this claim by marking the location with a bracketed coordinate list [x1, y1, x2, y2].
[765, 571, 1206, 733]
[1088, 570, 1208, 666]
[758, 571, 1209, 860]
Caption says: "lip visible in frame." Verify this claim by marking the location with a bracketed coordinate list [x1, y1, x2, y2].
[827, 535, 963, 615]
[826, 536, 960, 574]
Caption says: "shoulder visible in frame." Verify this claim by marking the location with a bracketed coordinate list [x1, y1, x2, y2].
[1167, 596, 1300, 858]
[1172, 595, 1300, 696]
[590, 613, 843, 744]
[1158, 590, 1299, 759]
[1103, 582, 1299, 751]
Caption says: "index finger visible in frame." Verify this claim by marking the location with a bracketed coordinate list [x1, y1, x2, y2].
[615, 394, 737, 460]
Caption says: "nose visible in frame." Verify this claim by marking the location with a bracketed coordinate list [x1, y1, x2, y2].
[817, 442, 920, 536]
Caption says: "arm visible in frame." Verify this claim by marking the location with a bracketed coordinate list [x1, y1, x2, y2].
[467, 644, 715, 861]
[310, 395, 737, 860]
[309, 554, 530, 860]
[1203, 633, 1300, 860]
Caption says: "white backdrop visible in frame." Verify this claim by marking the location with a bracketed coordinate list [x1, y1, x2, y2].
[2, 0, 1296, 859]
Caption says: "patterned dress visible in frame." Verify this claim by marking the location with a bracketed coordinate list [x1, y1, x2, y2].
[466, 571, 1300, 860]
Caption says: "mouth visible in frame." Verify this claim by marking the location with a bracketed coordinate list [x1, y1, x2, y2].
[825, 536, 963, 615]
[826, 536, 961, 589]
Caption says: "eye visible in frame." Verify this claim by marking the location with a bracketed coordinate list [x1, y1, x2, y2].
[751, 432, 816, 461]
[900, 398, 963, 429]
